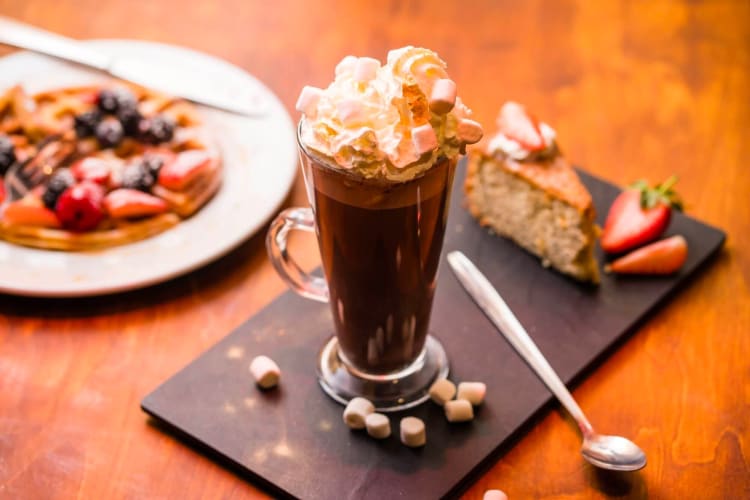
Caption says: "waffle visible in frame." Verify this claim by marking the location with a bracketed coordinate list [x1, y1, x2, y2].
[0, 83, 222, 251]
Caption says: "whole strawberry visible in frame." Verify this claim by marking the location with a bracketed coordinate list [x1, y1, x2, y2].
[601, 176, 683, 254]
[55, 181, 105, 232]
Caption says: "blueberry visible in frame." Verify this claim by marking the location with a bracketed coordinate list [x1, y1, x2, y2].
[0, 134, 16, 175]
[141, 154, 165, 177]
[121, 163, 155, 192]
[117, 106, 143, 136]
[42, 168, 76, 210]
[114, 89, 137, 110]
[73, 109, 102, 138]
[97, 88, 137, 114]
[139, 114, 175, 144]
[97, 89, 119, 113]
[95, 119, 124, 148]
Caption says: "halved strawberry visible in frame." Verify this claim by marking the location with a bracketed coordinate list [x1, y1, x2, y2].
[601, 176, 683, 254]
[104, 188, 168, 219]
[70, 157, 112, 184]
[3, 197, 61, 228]
[497, 101, 545, 151]
[605, 235, 688, 275]
[158, 150, 211, 191]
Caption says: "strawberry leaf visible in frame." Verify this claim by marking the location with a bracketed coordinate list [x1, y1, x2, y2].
[630, 175, 683, 211]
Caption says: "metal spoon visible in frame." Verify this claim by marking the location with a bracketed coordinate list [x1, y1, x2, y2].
[447, 251, 647, 471]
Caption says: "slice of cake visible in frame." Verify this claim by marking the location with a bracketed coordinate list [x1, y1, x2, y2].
[465, 101, 600, 283]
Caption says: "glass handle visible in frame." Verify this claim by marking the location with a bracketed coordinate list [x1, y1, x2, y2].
[265, 207, 329, 303]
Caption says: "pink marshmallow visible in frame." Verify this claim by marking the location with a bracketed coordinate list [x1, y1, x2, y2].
[353, 57, 381, 82]
[412, 124, 438, 155]
[337, 98, 364, 125]
[295, 86, 323, 116]
[429, 79, 457, 114]
[457, 118, 483, 144]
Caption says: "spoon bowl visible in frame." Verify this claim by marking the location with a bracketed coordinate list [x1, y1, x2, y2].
[582, 434, 647, 471]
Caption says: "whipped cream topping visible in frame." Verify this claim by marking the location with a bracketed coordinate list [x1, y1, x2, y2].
[488, 122, 558, 161]
[296, 46, 482, 182]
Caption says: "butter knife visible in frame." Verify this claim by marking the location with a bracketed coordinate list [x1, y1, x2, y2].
[0, 16, 265, 117]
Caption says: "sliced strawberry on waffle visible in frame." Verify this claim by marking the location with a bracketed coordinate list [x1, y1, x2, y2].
[104, 189, 168, 219]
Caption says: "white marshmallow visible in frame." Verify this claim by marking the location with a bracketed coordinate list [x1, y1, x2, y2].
[337, 98, 365, 125]
[457, 381, 486, 405]
[457, 118, 484, 144]
[484, 490, 508, 500]
[335, 55, 358, 76]
[411, 124, 438, 155]
[429, 78, 457, 114]
[353, 57, 381, 82]
[429, 378, 456, 406]
[400, 416, 426, 447]
[343, 397, 375, 429]
[249, 355, 280, 389]
[365, 413, 391, 439]
[445, 399, 474, 422]
[295, 86, 323, 116]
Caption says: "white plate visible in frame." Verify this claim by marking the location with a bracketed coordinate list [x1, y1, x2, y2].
[0, 40, 297, 297]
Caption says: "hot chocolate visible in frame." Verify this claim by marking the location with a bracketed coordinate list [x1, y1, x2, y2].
[307, 154, 456, 373]
[268, 46, 483, 409]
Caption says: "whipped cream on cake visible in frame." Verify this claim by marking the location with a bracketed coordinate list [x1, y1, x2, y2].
[296, 46, 483, 182]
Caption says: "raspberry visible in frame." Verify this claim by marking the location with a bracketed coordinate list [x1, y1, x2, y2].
[55, 181, 105, 232]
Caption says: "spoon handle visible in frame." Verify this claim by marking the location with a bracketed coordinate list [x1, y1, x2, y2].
[447, 251, 594, 437]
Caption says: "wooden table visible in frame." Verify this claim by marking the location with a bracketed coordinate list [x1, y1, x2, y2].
[1, 1, 748, 498]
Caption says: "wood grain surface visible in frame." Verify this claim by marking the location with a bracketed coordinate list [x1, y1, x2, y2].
[0, 1, 748, 499]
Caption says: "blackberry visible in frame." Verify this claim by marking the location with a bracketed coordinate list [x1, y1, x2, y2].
[97, 88, 137, 114]
[117, 106, 143, 136]
[95, 119, 124, 148]
[73, 109, 102, 138]
[42, 168, 75, 210]
[139, 114, 175, 144]
[0, 134, 16, 175]
[121, 163, 155, 192]
[141, 154, 165, 177]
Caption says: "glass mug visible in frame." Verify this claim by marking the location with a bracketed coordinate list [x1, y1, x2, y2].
[266, 124, 457, 411]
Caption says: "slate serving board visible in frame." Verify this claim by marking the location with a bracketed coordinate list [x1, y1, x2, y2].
[142, 164, 725, 500]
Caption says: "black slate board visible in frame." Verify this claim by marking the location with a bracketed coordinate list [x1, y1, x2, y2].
[142, 164, 725, 500]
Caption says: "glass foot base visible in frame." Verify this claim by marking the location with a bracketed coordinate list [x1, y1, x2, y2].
[316, 335, 449, 412]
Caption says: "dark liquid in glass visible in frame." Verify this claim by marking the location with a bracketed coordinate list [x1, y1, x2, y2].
[309, 157, 456, 374]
